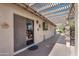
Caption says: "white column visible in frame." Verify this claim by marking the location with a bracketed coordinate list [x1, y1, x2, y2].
[75, 3, 78, 56]
[65, 21, 70, 47]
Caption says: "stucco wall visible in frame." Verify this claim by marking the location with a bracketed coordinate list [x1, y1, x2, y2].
[43, 23, 55, 40]
[0, 4, 56, 56]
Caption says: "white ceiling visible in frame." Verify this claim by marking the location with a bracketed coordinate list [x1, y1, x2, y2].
[25, 3, 71, 25]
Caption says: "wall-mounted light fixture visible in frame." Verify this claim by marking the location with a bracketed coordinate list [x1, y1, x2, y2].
[39, 24, 41, 28]
[36, 20, 39, 24]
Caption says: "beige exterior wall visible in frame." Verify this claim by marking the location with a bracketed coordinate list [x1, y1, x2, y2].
[43, 24, 55, 40]
[0, 4, 56, 56]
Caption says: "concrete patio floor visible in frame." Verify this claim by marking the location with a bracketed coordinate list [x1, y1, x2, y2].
[15, 34, 59, 56]
[15, 33, 74, 56]
[49, 33, 71, 56]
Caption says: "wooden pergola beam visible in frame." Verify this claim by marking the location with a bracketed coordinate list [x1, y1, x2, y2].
[15, 3, 56, 26]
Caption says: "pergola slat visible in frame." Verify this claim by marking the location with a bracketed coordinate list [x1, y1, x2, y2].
[25, 3, 71, 25]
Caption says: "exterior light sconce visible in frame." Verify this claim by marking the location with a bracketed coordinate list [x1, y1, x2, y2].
[39, 24, 41, 28]
[36, 20, 39, 24]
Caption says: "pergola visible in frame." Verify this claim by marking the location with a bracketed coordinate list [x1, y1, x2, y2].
[25, 3, 75, 48]
[25, 3, 72, 25]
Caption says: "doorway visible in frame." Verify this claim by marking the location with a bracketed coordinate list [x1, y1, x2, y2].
[14, 14, 34, 52]
[26, 20, 34, 45]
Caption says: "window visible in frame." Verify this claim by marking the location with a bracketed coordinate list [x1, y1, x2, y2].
[43, 22, 48, 30]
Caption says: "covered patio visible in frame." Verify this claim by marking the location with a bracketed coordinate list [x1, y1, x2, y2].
[15, 3, 76, 56]
[0, 3, 77, 56]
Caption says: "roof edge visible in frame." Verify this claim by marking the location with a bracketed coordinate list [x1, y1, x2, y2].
[15, 3, 56, 26]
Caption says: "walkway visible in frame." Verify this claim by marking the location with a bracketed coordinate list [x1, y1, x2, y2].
[49, 33, 71, 56]
[16, 34, 59, 56]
